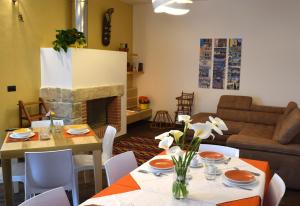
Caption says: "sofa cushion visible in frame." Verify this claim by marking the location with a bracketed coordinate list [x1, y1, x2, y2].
[250, 105, 285, 114]
[227, 134, 300, 156]
[191, 112, 215, 124]
[224, 120, 246, 134]
[273, 108, 300, 144]
[239, 124, 275, 139]
[218, 95, 252, 111]
[217, 109, 280, 125]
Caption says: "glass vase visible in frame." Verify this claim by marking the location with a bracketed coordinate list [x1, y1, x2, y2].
[172, 172, 189, 199]
[50, 118, 55, 134]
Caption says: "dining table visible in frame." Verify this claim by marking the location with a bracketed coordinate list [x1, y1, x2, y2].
[80, 151, 271, 206]
[0, 125, 103, 206]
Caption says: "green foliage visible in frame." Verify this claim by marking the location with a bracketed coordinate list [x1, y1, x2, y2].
[52, 28, 86, 52]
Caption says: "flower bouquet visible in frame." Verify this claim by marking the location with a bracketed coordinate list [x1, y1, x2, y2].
[155, 115, 228, 199]
[139, 96, 150, 110]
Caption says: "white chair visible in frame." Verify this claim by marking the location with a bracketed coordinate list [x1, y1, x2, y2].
[73, 126, 117, 183]
[198, 144, 240, 157]
[104, 151, 138, 186]
[31, 120, 64, 128]
[19, 187, 70, 206]
[0, 159, 25, 193]
[25, 149, 78, 206]
[264, 173, 286, 206]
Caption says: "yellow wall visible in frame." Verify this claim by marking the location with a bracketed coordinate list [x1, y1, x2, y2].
[0, 0, 132, 141]
[0, 0, 72, 140]
[88, 0, 133, 57]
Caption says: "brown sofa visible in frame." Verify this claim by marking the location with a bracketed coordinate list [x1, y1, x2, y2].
[191, 95, 300, 190]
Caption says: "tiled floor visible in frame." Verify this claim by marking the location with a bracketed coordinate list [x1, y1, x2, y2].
[1, 121, 300, 205]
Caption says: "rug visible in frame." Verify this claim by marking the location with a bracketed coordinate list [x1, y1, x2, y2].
[113, 136, 163, 165]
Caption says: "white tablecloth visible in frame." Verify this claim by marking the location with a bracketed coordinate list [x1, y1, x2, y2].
[80, 154, 266, 206]
[81, 190, 215, 206]
[130, 154, 265, 205]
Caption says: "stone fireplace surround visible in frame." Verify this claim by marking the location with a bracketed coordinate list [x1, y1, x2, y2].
[40, 85, 124, 133]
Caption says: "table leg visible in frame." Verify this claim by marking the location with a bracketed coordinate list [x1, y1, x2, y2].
[93, 149, 102, 193]
[2, 158, 13, 206]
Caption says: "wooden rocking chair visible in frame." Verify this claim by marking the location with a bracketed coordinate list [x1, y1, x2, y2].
[175, 91, 194, 122]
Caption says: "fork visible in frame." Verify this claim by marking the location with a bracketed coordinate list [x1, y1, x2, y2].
[223, 182, 252, 191]
[138, 169, 167, 177]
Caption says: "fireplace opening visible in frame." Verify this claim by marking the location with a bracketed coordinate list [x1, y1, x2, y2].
[86, 97, 114, 130]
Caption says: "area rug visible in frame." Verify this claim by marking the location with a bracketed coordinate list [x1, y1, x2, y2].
[113, 136, 163, 165]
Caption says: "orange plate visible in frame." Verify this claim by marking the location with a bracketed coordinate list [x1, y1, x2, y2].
[149, 159, 174, 170]
[199, 151, 224, 160]
[225, 170, 255, 183]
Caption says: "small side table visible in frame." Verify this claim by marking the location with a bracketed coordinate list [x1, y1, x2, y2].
[151, 110, 174, 129]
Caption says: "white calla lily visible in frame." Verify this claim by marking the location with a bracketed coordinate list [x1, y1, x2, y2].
[178, 115, 192, 123]
[169, 130, 184, 143]
[206, 121, 223, 135]
[190, 123, 212, 139]
[209, 116, 228, 131]
[158, 136, 174, 150]
[155, 132, 170, 140]
[168, 145, 183, 156]
[205, 121, 223, 135]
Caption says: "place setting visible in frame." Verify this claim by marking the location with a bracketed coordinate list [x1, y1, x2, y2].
[222, 169, 259, 190]
[138, 158, 174, 177]
[6, 128, 39, 143]
[64, 124, 95, 138]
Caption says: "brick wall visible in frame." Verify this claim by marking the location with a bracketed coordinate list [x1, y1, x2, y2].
[82, 96, 121, 138]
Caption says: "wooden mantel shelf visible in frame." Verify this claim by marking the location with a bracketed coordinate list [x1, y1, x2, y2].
[127, 108, 152, 124]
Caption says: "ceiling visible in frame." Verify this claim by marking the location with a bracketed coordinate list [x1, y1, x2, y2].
[120, 0, 150, 4]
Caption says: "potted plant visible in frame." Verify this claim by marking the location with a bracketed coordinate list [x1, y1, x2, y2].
[139, 96, 150, 110]
[52, 28, 86, 52]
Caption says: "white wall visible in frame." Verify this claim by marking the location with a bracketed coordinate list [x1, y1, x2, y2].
[133, 0, 300, 119]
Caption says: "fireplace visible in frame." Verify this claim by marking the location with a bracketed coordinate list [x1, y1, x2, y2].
[40, 48, 127, 136]
[86, 97, 112, 129]
[40, 85, 123, 137]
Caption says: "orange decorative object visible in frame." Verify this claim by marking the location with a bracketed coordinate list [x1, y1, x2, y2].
[138, 96, 150, 104]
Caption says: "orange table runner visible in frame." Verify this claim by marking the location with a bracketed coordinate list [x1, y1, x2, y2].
[6, 132, 39, 143]
[93, 158, 271, 206]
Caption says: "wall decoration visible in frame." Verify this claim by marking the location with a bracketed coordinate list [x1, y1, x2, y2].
[102, 8, 114, 46]
[212, 38, 227, 89]
[198, 39, 212, 88]
[227, 38, 242, 90]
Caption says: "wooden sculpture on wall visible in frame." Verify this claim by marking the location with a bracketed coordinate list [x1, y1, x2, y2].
[102, 8, 114, 46]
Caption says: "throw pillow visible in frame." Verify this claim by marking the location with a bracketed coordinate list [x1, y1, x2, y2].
[273, 108, 300, 144]
[284, 101, 298, 116]
[273, 101, 298, 141]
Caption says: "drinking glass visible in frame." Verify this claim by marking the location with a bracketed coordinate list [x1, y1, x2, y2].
[204, 158, 217, 180]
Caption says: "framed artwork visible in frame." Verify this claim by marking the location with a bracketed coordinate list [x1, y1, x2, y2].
[212, 38, 227, 89]
[198, 38, 242, 90]
[199, 39, 213, 88]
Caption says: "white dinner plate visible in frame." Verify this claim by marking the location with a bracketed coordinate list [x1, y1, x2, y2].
[67, 128, 90, 135]
[9, 132, 35, 139]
